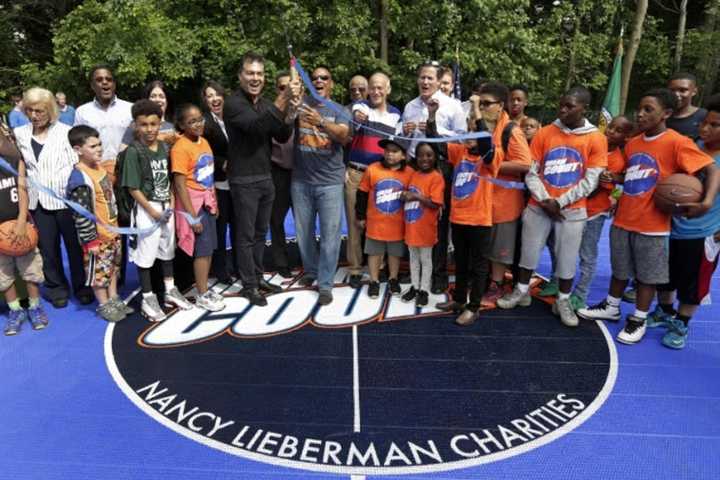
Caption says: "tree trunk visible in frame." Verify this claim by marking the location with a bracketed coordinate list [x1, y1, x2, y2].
[696, 0, 720, 103]
[673, 0, 688, 71]
[379, 0, 389, 63]
[620, 0, 648, 114]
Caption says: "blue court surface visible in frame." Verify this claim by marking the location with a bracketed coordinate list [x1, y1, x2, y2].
[1, 221, 719, 480]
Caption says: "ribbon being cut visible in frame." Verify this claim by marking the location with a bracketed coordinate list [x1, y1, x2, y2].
[291, 58, 526, 191]
[0, 156, 201, 238]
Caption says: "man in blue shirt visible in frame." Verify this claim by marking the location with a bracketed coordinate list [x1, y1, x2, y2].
[8, 95, 29, 129]
[649, 93, 720, 349]
[55, 92, 76, 126]
[292, 66, 350, 306]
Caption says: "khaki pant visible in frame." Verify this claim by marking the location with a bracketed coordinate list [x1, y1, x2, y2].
[344, 167, 365, 275]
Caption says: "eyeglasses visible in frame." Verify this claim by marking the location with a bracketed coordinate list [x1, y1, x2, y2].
[478, 100, 502, 108]
[312, 75, 331, 81]
[187, 118, 205, 127]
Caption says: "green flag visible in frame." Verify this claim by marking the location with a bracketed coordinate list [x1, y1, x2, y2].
[599, 38, 623, 132]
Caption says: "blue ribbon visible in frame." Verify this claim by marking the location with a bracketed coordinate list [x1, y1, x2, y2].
[0, 156, 201, 236]
[293, 59, 525, 191]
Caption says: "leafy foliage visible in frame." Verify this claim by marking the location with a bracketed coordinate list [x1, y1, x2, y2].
[4, 0, 716, 117]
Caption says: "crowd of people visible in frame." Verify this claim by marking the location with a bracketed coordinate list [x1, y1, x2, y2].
[1, 52, 719, 352]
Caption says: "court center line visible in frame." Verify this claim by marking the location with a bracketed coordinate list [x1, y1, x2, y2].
[352, 324, 361, 433]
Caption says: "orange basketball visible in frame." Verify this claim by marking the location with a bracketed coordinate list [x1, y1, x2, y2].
[0, 220, 39, 257]
[653, 174, 704, 214]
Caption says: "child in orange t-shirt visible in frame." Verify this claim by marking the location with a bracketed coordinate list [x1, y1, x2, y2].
[496, 87, 608, 329]
[356, 138, 412, 299]
[571, 116, 634, 308]
[171, 103, 224, 313]
[578, 88, 719, 345]
[427, 96, 501, 326]
[401, 142, 444, 307]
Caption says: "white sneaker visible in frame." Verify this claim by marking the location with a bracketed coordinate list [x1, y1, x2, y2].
[196, 290, 226, 312]
[141, 294, 167, 322]
[553, 297, 579, 327]
[496, 286, 531, 309]
[208, 290, 225, 304]
[164, 287, 194, 310]
[577, 299, 621, 322]
[616, 315, 647, 345]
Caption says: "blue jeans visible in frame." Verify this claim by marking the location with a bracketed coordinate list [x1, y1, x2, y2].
[574, 215, 607, 301]
[291, 182, 344, 291]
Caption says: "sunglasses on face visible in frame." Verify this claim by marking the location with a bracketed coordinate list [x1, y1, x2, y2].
[312, 75, 331, 81]
[478, 100, 501, 108]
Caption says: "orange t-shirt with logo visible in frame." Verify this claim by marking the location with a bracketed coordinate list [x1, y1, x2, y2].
[586, 148, 626, 218]
[529, 124, 608, 211]
[491, 112, 532, 223]
[77, 163, 118, 241]
[404, 169, 445, 247]
[359, 162, 412, 242]
[448, 142, 502, 226]
[613, 129, 713, 234]
[170, 135, 215, 191]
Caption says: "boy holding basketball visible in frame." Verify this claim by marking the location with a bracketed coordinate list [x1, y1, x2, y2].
[1, 137, 48, 335]
[578, 89, 720, 345]
[645, 94, 720, 349]
[67, 125, 127, 322]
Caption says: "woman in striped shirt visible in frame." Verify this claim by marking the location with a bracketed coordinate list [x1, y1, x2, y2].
[14, 87, 93, 308]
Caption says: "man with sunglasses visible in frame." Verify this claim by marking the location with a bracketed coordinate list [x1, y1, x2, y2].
[291, 66, 350, 306]
[224, 51, 301, 306]
[400, 62, 467, 294]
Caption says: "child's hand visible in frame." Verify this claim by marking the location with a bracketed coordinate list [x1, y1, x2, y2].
[150, 209, 164, 222]
[417, 121, 427, 133]
[427, 98, 440, 118]
[12, 220, 27, 240]
[192, 221, 204, 234]
[599, 170, 614, 184]
[402, 191, 418, 202]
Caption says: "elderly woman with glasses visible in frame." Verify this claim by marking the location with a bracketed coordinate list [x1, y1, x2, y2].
[13, 87, 93, 308]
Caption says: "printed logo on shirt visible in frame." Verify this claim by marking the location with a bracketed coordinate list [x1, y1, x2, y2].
[542, 146, 583, 188]
[404, 186, 423, 223]
[623, 153, 659, 196]
[452, 160, 479, 200]
[375, 179, 404, 214]
[195, 153, 215, 189]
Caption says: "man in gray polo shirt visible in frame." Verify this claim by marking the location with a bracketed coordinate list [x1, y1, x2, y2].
[292, 66, 350, 305]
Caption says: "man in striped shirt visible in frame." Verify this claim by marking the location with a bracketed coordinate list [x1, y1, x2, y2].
[344, 72, 402, 289]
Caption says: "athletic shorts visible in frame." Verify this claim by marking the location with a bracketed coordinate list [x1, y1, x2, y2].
[487, 220, 518, 265]
[519, 206, 585, 280]
[365, 238, 405, 257]
[0, 248, 44, 291]
[194, 210, 218, 258]
[657, 236, 720, 305]
[610, 225, 669, 285]
[84, 236, 122, 288]
[129, 200, 175, 269]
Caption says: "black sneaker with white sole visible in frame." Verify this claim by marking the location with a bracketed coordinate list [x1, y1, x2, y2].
[367, 281, 380, 299]
[388, 278, 401, 296]
[401, 287, 417, 303]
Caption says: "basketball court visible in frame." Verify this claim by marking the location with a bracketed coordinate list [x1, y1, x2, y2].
[1, 222, 719, 479]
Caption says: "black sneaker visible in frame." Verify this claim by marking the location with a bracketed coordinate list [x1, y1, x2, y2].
[258, 279, 282, 294]
[318, 290, 333, 306]
[368, 281, 380, 299]
[401, 286, 417, 303]
[277, 267, 293, 279]
[298, 275, 316, 287]
[389, 278, 401, 296]
[416, 290, 429, 307]
[431, 276, 448, 294]
[239, 288, 268, 306]
[348, 274, 363, 289]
